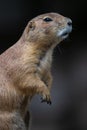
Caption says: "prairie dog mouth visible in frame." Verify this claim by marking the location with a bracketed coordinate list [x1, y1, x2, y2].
[57, 26, 72, 39]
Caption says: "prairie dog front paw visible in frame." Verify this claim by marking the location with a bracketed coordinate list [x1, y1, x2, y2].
[36, 82, 52, 105]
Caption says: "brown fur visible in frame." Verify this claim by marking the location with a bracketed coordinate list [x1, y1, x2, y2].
[0, 13, 72, 129]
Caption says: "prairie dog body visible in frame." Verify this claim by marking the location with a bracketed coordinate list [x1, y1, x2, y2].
[0, 13, 72, 130]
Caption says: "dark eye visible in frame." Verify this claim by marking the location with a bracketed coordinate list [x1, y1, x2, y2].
[43, 17, 53, 22]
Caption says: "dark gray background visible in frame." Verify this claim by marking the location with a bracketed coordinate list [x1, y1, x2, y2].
[0, 0, 87, 130]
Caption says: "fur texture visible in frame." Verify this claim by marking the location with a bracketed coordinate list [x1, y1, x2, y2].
[0, 12, 72, 129]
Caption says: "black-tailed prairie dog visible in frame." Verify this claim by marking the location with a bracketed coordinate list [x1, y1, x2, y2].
[0, 12, 72, 130]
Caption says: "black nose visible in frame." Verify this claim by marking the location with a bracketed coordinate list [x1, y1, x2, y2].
[67, 21, 72, 26]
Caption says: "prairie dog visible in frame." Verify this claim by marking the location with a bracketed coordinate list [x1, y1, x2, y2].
[0, 12, 72, 130]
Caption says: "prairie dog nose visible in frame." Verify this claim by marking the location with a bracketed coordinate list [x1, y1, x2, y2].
[67, 19, 72, 26]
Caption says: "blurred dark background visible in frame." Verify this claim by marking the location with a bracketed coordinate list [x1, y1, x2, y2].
[0, 0, 87, 130]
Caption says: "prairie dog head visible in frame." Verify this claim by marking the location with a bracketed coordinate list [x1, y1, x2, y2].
[23, 12, 72, 48]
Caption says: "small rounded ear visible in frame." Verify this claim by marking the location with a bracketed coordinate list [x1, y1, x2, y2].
[23, 21, 36, 40]
[26, 21, 35, 33]
[29, 21, 35, 29]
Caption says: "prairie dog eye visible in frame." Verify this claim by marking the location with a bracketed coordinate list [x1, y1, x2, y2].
[43, 17, 53, 22]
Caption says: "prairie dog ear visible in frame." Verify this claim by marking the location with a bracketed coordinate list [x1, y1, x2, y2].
[23, 21, 36, 40]
[26, 21, 36, 33]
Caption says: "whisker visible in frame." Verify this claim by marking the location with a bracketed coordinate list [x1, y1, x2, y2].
[57, 45, 63, 54]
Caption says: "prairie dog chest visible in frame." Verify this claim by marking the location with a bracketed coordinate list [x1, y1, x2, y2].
[38, 48, 53, 73]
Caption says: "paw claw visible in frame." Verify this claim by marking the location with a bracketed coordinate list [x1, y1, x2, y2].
[47, 100, 52, 105]
[41, 97, 52, 105]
